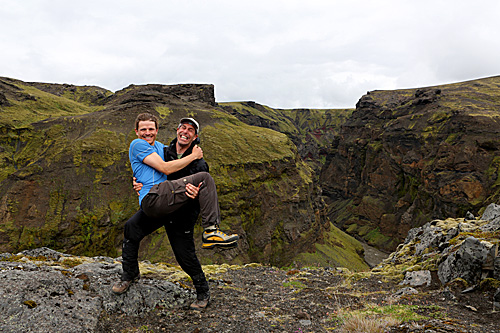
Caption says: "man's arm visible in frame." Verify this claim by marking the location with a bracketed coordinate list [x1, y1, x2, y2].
[143, 145, 203, 175]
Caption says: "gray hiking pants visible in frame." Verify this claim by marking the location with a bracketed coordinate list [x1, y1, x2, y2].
[141, 171, 220, 227]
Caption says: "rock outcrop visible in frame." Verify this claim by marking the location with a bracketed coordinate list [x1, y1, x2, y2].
[375, 203, 500, 308]
[320, 76, 500, 251]
[0, 247, 206, 332]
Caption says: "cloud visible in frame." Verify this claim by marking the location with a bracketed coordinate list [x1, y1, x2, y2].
[1, 0, 500, 108]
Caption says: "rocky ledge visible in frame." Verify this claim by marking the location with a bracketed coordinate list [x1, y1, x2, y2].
[0, 247, 199, 332]
[375, 203, 500, 310]
[1, 205, 500, 332]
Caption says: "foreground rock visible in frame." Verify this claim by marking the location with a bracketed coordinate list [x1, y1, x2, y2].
[0, 248, 193, 332]
[2, 241, 500, 332]
[375, 203, 500, 313]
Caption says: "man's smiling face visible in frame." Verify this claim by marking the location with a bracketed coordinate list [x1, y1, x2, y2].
[135, 120, 158, 145]
[177, 122, 198, 148]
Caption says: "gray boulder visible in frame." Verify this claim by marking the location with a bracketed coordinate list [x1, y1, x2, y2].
[480, 203, 500, 231]
[411, 222, 445, 256]
[494, 288, 500, 308]
[0, 249, 193, 333]
[400, 270, 432, 287]
[437, 237, 491, 285]
[480, 203, 500, 222]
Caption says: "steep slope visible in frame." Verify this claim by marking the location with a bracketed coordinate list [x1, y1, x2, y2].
[0, 77, 368, 271]
[320, 76, 500, 251]
[220, 101, 353, 174]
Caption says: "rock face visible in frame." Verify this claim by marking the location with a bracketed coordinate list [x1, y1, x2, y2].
[0, 248, 193, 332]
[376, 203, 500, 287]
[0, 77, 367, 270]
[437, 236, 490, 285]
[320, 76, 500, 251]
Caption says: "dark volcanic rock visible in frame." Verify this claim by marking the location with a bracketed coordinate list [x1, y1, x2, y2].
[0, 249, 191, 332]
[321, 76, 500, 251]
[438, 236, 490, 285]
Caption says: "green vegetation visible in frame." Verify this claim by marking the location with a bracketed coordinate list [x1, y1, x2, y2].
[295, 223, 369, 272]
[0, 83, 103, 128]
[23, 300, 37, 309]
[155, 106, 173, 119]
[282, 280, 307, 289]
[330, 302, 444, 332]
[61, 257, 83, 268]
[201, 119, 295, 169]
[219, 102, 298, 135]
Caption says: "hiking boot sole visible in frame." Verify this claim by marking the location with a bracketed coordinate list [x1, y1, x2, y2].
[202, 240, 238, 249]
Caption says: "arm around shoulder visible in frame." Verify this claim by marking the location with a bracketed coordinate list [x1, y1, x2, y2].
[143, 145, 203, 175]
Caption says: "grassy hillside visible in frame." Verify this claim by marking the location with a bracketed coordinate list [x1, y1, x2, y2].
[0, 79, 369, 271]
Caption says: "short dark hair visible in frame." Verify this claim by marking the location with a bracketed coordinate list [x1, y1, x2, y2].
[135, 113, 159, 130]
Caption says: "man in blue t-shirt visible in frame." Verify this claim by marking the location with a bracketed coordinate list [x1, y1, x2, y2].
[113, 113, 239, 310]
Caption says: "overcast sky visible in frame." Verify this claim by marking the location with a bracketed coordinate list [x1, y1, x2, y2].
[1, 1, 499, 109]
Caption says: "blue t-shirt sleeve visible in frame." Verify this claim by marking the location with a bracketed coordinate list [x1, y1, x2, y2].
[130, 139, 156, 162]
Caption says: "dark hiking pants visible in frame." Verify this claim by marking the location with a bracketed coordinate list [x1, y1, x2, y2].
[120, 208, 209, 295]
[141, 171, 220, 227]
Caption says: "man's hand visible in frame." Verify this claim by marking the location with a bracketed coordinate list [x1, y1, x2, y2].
[132, 177, 143, 195]
[191, 145, 203, 160]
[185, 182, 203, 199]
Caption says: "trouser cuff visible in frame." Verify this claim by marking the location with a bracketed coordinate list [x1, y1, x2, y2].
[192, 272, 210, 295]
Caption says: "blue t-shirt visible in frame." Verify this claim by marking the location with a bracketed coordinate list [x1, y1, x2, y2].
[129, 139, 168, 205]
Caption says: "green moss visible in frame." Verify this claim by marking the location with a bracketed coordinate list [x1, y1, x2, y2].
[345, 223, 358, 233]
[420, 253, 441, 271]
[59, 85, 112, 105]
[354, 304, 429, 322]
[398, 173, 421, 202]
[295, 223, 369, 272]
[448, 277, 469, 289]
[282, 280, 306, 289]
[445, 132, 460, 144]
[487, 156, 500, 188]
[61, 258, 83, 268]
[368, 140, 383, 152]
[202, 120, 294, 169]
[428, 111, 451, 124]
[74, 129, 126, 169]
[23, 300, 37, 309]
[1, 84, 101, 128]
[479, 278, 500, 291]
[449, 231, 500, 246]
[155, 106, 173, 119]
[73, 206, 120, 257]
[363, 227, 393, 248]
[0, 254, 22, 262]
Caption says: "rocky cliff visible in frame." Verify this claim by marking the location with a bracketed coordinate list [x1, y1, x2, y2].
[0, 77, 367, 271]
[319, 76, 500, 251]
[3, 74, 500, 269]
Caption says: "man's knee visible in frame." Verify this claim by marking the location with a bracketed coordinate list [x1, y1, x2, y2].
[124, 220, 144, 243]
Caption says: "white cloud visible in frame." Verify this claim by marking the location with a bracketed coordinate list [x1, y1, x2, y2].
[1, 0, 500, 108]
